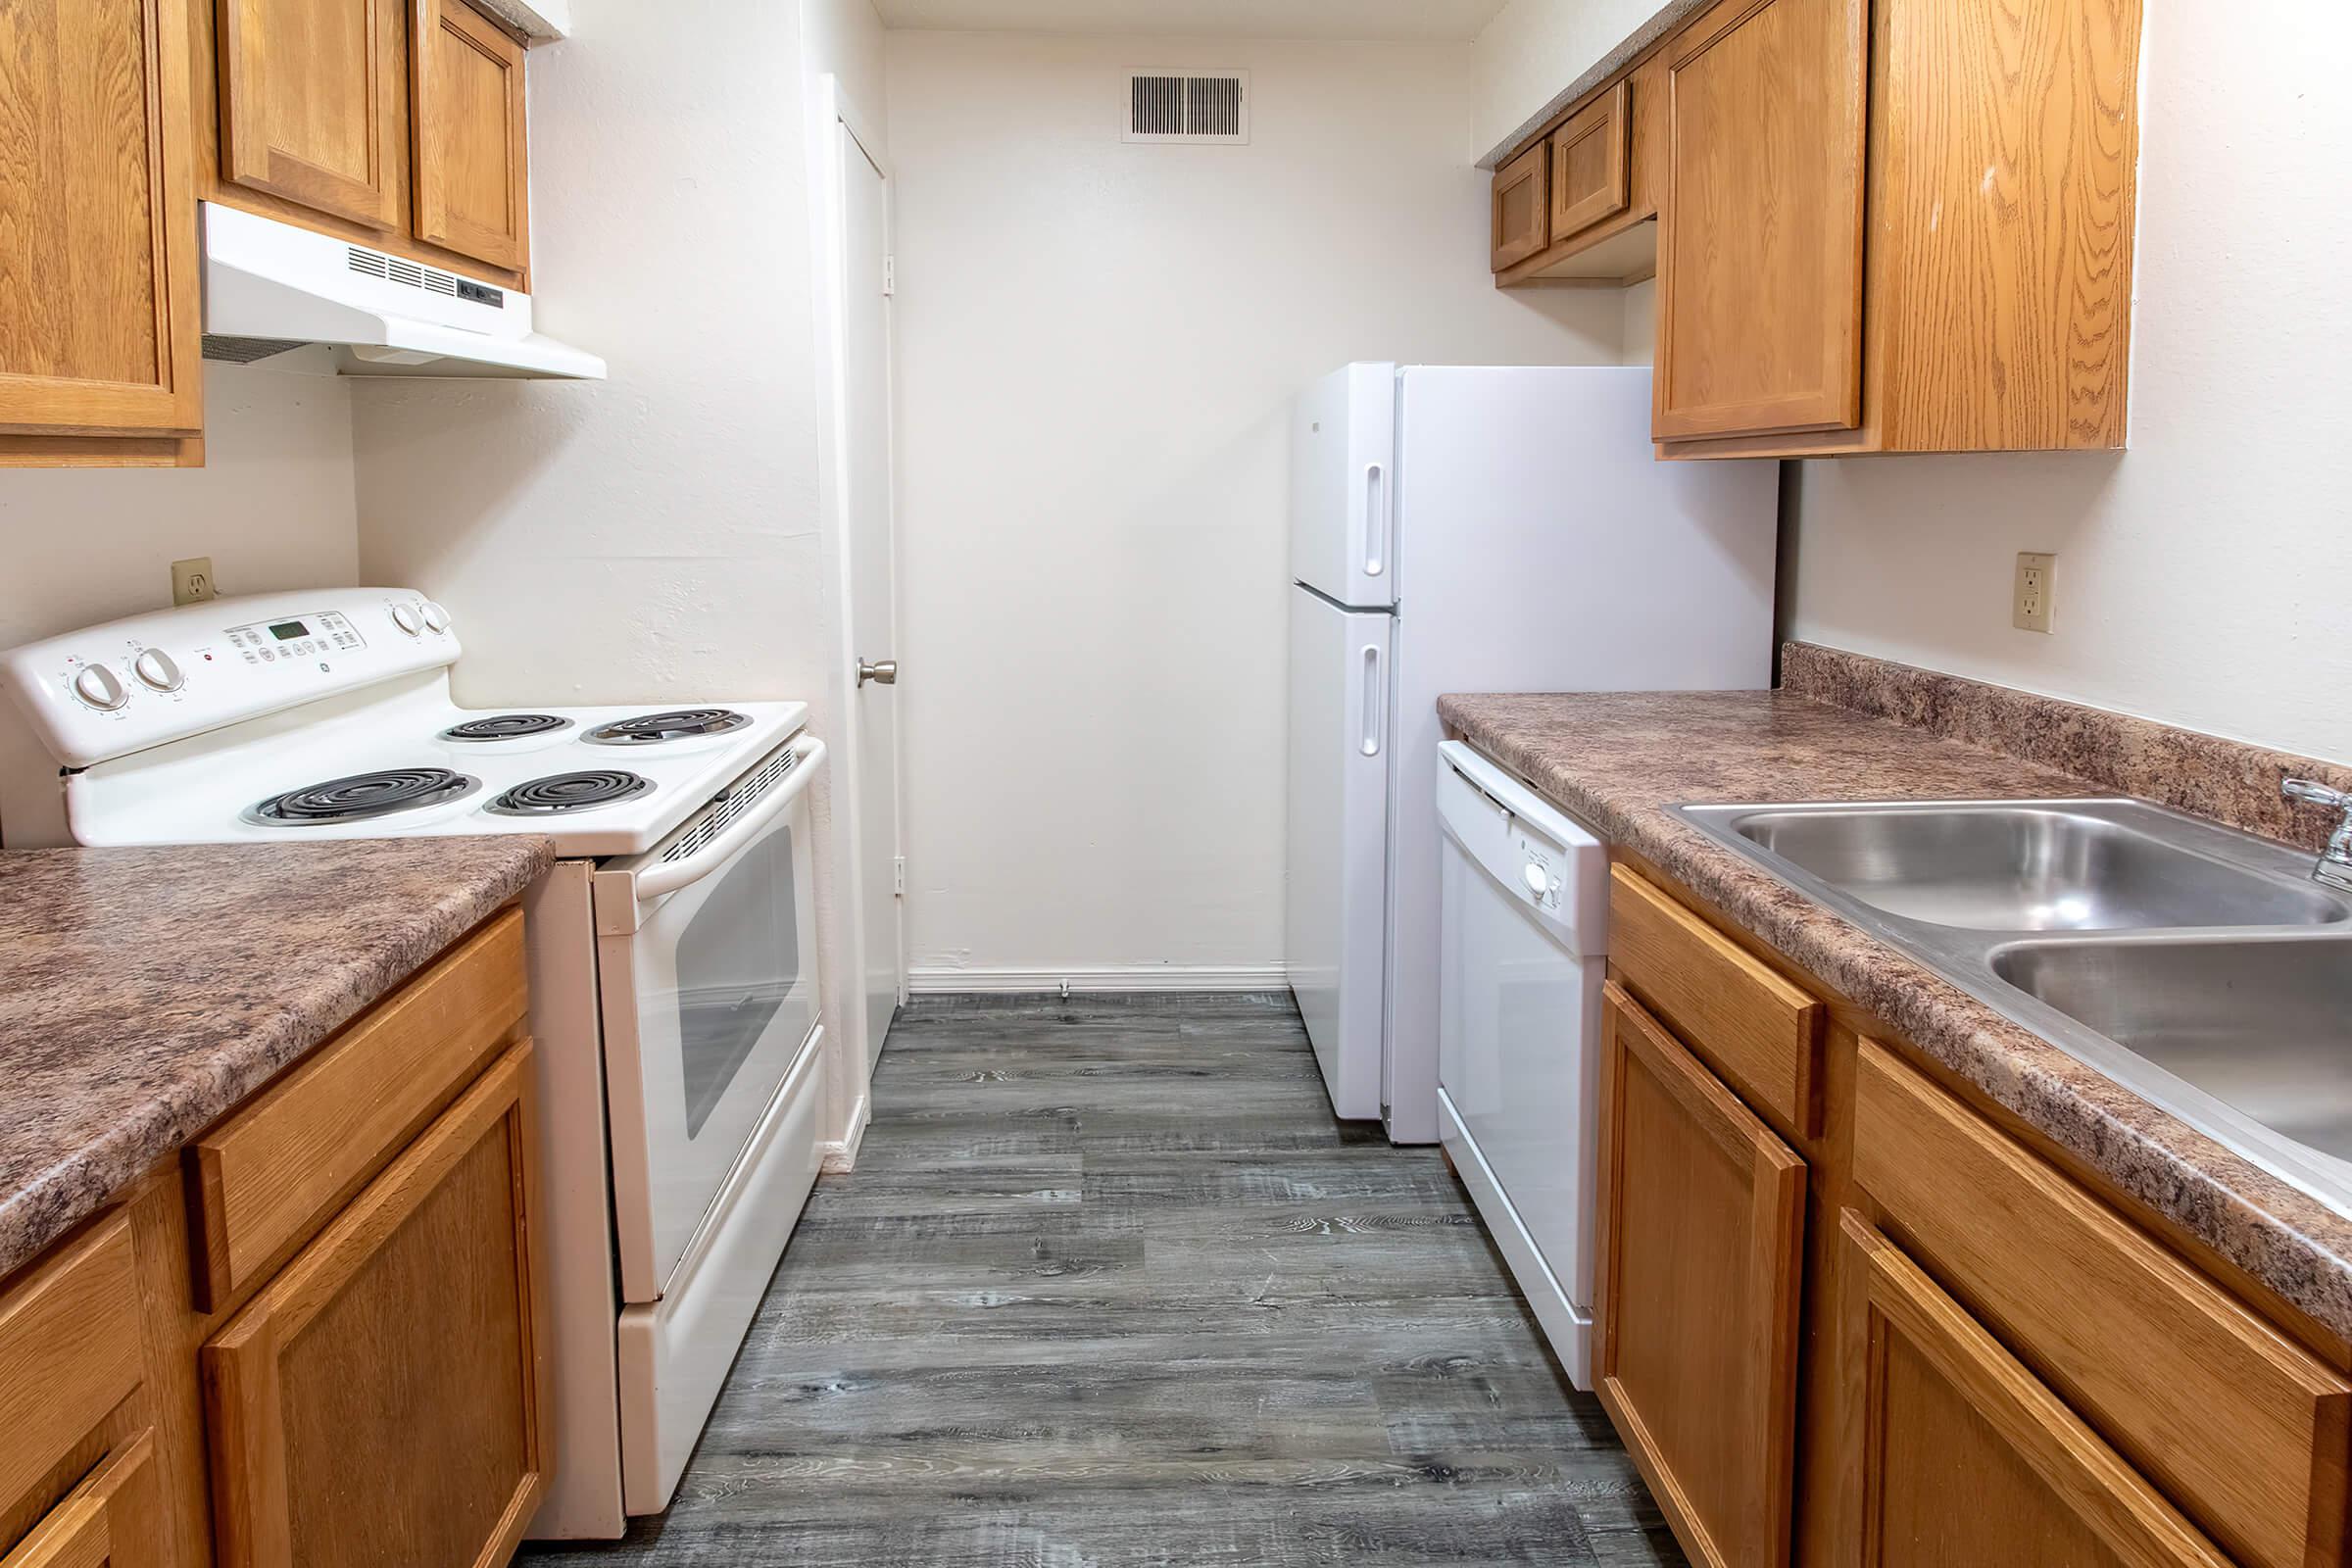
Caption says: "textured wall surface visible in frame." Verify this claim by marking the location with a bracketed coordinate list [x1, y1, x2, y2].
[886, 31, 1626, 983]
[1787, 3, 2352, 762]
[0, 365, 360, 649]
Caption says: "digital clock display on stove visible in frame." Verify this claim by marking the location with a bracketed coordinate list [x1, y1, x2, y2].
[268, 620, 309, 641]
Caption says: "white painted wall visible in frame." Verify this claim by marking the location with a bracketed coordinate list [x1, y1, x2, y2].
[354, 0, 881, 1147]
[1472, 0, 1669, 160]
[0, 365, 359, 649]
[1785, 2, 2352, 764]
[352, 0, 825, 708]
[886, 31, 1623, 985]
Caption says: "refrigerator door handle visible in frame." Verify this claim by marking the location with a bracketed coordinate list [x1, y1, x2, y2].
[1362, 463, 1387, 577]
[1359, 642, 1385, 757]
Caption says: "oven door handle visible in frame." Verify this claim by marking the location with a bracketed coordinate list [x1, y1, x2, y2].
[630, 737, 825, 904]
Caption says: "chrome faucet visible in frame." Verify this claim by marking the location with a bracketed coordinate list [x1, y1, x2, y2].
[2281, 778, 2352, 892]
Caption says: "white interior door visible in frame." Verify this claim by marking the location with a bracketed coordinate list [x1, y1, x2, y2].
[837, 102, 903, 1080]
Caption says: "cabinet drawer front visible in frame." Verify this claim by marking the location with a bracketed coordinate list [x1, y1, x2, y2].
[1854, 1042, 2351, 1568]
[1841, 1215, 2231, 1568]
[1596, 982, 1805, 1568]
[1606, 865, 1822, 1132]
[1491, 141, 1549, 271]
[1548, 80, 1631, 242]
[187, 907, 526, 1306]
[0, 1215, 143, 1516]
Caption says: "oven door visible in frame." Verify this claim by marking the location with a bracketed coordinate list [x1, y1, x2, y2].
[595, 737, 826, 1303]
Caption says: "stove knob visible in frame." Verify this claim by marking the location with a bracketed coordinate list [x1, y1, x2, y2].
[133, 649, 183, 692]
[72, 664, 127, 710]
[420, 601, 452, 633]
[390, 603, 423, 635]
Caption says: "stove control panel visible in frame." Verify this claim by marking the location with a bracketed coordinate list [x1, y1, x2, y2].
[0, 589, 462, 769]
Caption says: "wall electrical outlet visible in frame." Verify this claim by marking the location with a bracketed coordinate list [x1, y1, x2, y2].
[172, 557, 217, 606]
[2013, 551, 2054, 633]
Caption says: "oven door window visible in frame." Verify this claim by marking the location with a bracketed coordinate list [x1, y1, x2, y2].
[675, 826, 801, 1136]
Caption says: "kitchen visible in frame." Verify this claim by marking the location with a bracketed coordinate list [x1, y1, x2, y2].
[0, 0, 2343, 1564]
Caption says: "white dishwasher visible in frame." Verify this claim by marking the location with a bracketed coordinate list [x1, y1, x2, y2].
[1435, 740, 1609, 1386]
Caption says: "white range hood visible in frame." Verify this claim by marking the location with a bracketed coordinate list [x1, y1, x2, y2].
[201, 203, 605, 380]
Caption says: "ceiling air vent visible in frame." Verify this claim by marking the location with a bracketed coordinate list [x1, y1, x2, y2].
[1126, 71, 1249, 145]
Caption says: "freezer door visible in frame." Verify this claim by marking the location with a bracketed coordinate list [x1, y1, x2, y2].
[1290, 363, 1396, 608]
[1286, 587, 1391, 1120]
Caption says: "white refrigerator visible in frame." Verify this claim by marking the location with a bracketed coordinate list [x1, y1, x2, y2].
[1285, 364, 1778, 1142]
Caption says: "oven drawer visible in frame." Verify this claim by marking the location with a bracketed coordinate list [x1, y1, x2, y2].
[618, 1023, 826, 1514]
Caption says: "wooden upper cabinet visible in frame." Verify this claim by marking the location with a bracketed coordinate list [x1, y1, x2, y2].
[1490, 141, 1549, 272]
[203, 1042, 551, 1568]
[1595, 981, 1805, 1568]
[411, 0, 529, 273]
[216, 0, 406, 231]
[1656, 0, 2142, 455]
[1839, 1215, 2233, 1568]
[1548, 80, 1631, 245]
[0, 0, 204, 466]
[1653, 0, 1868, 442]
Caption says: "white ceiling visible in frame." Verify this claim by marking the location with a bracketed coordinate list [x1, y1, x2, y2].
[871, 0, 1514, 42]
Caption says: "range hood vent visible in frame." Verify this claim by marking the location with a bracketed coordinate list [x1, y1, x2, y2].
[201, 204, 605, 380]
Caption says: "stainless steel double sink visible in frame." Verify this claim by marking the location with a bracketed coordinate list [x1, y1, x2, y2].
[1671, 798, 2352, 1210]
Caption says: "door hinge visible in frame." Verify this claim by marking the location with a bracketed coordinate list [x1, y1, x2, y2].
[893, 855, 906, 896]
[882, 255, 896, 296]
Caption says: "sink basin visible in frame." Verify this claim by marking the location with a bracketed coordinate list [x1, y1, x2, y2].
[1992, 935, 2352, 1164]
[1670, 795, 2352, 1214]
[1705, 801, 2346, 932]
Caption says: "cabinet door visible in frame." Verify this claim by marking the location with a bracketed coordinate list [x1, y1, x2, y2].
[1594, 981, 1804, 1568]
[410, 0, 529, 273]
[1839, 1214, 2233, 1568]
[1490, 141, 1548, 271]
[1654, 0, 1866, 441]
[0, 0, 203, 454]
[1548, 80, 1631, 245]
[217, 0, 405, 231]
[203, 1043, 551, 1568]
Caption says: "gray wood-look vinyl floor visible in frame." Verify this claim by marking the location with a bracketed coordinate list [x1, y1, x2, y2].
[525, 992, 1686, 1567]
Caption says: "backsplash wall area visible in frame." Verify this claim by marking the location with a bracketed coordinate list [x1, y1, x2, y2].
[0, 366, 361, 649]
[1782, 2, 2352, 764]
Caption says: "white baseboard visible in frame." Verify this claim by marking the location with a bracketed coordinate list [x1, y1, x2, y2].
[819, 1091, 870, 1174]
[906, 963, 1288, 995]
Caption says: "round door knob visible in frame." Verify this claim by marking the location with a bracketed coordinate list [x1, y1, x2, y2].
[1522, 862, 1549, 896]
[132, 649, 183, 691]
[73, 664, 127, 710]
[420, 601, 452, 633]
[390, 604, 423, 635]
[857, 659, 899, 687]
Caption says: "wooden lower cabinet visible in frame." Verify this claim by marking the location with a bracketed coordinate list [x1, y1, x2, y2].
[1839, 1215, 2231, 1568]
[1595, 980, 1806, 1568]
[202, 1041, 550, 1568]
[0, 1435, 170, 1568]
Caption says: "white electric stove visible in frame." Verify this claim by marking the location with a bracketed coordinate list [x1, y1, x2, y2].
[0, 588, 832, 1537]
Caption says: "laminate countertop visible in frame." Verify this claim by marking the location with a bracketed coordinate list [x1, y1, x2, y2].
[1439, 688, 2352, 1345]
[0, 837, 553, 1282]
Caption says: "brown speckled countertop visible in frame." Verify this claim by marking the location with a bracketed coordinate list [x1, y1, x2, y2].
[1440, 687, 2352, 1344]
[0, 838, 552, 1281]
